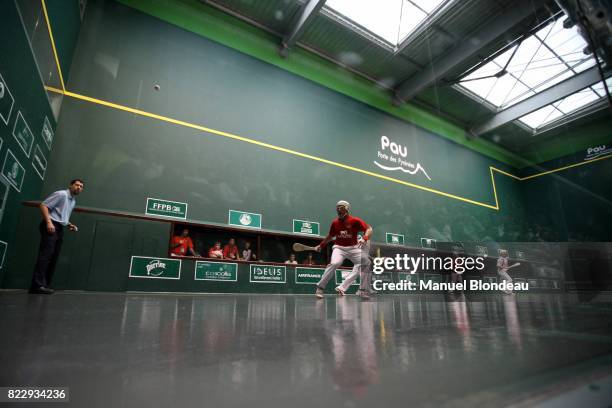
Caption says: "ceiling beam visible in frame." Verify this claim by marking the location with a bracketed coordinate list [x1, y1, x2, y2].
[392, 0, 547, 105]
[279, 0, 326, 57]
[470, 66, 605, 136]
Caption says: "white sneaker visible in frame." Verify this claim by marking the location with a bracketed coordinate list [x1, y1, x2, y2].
[335, 286, 345, 296]
[315, 288, 324, 299]
[358, 290, 370, 300]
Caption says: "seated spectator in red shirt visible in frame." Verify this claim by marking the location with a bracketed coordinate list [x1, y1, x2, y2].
[223, 238, 240, 260]
[303, 253, 316, 266]
[242, 241, 257, 261]
[171, 229, 197, 256]
[208, 241, 223, 259]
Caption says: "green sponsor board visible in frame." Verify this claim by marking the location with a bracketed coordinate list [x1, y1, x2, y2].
[195, 261, 238, 282]
[386, 233, 404, 245]
[0, 240, 7, 268]
[129, 256, 181, 279]
[0, 72, 15, 125]
[250, 264, 286, 283]
[424, 273, 442, 284]
[1, 150, 25, 192]
[475, 245, 488, 257]
[515, 250, 526, 260]
[398, 272, 419, 284]
[229, 210, 262, 229]
[12, 111, 34, 157]
[295, 267, 324, 284]
[32, 145, 47, 180]
[335, 269, 360, 286]
[145, 197, 188, 219]
[484, 276, 498, 285]
[421, 237, 437, 249]
[293, 219, 320, 235]
[41, 117, 54, 149]
[372, 272, 394, 283]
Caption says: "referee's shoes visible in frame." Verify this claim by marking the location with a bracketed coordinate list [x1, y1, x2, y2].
[29, 286, 55, 295]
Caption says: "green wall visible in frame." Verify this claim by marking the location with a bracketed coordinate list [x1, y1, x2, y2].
[0, 1, 58, 285]
[3, 0, 608, 292]
[521, 149, 612, 241]
[42, 0, 525, 245]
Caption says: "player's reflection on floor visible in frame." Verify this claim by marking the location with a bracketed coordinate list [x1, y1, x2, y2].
[328, 298, 379, 398]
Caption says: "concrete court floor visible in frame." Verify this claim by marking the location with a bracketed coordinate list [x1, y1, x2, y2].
[1, 291, 612, 408]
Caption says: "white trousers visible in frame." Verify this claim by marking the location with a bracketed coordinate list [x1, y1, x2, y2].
[358, 241, 372, 293]
[498, 270, 513, 294]
[317, 245, 362, 291]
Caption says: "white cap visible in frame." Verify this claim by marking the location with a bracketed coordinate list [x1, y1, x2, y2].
[336, 200, 350, 212]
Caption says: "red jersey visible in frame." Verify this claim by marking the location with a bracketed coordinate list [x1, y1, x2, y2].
[223, 244, 239, 259]
[324, 215, 368, 247]
[171, 236, 194, 255]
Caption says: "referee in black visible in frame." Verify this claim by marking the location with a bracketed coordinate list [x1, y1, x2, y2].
[29, 179, 84, 294]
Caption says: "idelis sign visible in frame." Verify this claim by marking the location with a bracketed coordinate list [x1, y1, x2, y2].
[195, 261, 238, 282]
[335, 269, 360, 286]
[129, 256, 181, 279]
[295, 267, 324, 284]
[229, 210, 262, 229]
[293, 219, 320, 235]
[250, 264, 286, 283]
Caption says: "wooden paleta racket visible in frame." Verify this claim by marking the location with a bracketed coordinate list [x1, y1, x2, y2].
[293, 243, 318, 252]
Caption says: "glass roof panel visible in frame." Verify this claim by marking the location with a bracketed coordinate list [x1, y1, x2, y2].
[555, 88, 599, 114]
[457, 14, 607, 130]
[325, 0, 402, 44]
[518, 105, 562, 129]
[325, 0, 449, 45]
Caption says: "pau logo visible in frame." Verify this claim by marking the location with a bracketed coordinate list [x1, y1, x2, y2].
[239, 213, 252, 226]
[374, 136, 431, 180]
[146, 259, 167, 276]
[585, 145, 611, 160]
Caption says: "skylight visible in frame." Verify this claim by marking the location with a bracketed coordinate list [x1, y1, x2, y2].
[456, 15, 610, 129]
[518, 77, 612, 129]
[324, 0, 448, 46]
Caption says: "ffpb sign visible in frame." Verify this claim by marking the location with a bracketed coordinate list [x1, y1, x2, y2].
[293, 219, 320, 235]
[129, 256, 181, 279]
[146, 198, 187, 219]
[229, 210, 262, 229]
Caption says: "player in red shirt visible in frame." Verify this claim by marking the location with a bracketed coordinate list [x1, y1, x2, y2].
[315, 200, 372, 298]
[170, 229, 197, 256]
[223, 238, 240, 260]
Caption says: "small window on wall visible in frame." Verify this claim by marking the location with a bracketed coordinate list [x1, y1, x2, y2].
[260, 235, 324, 266]
[170, 224, 259, 260]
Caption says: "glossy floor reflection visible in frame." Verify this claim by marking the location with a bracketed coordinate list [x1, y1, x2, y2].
[1, 292, 612, 407]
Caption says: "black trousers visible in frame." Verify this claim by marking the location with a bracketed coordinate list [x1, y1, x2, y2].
[30, 221, 64, 289]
